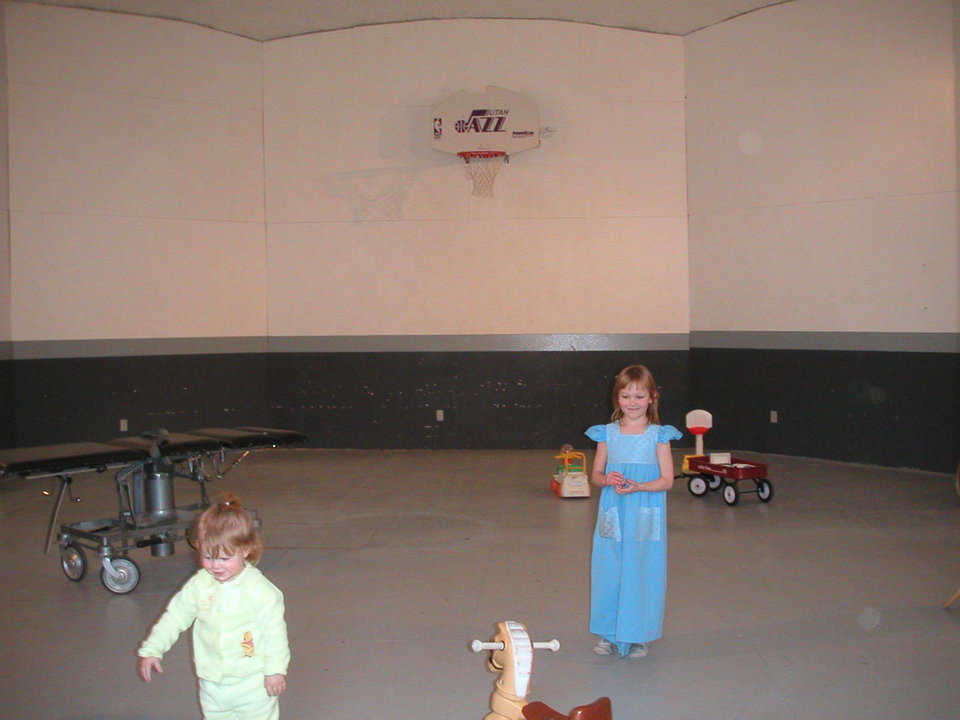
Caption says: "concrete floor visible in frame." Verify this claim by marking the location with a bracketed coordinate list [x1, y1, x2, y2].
[1, 447, 959, 719]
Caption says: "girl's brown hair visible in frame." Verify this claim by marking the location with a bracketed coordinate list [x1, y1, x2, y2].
[610, 364, 661, 424]
[193, 493, 262, 564]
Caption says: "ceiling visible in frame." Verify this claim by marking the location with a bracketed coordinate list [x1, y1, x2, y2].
[18, 0, 794, 40]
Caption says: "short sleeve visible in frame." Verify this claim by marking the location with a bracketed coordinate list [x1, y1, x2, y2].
[657, 425, 682, 443]
[585, 424, 607, 443]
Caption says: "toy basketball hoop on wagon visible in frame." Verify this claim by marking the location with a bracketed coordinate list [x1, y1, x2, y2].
[432, 86, 540, 197]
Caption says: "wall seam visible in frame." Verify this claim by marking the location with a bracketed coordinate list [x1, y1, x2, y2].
[260, 38, 270, 341]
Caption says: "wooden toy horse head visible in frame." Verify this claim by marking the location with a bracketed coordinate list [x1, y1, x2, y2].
[472, 621, 559, 720]
[488, 620, 533, 700]
[472, 621, 613, 720]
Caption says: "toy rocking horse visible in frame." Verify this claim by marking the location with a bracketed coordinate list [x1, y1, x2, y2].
[471, 620, 612, 720]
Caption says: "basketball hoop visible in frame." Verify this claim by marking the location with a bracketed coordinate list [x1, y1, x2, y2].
[685, 409, 713, 456]
[459, 151, 507, 197]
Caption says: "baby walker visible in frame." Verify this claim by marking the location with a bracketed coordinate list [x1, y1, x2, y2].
[680, 410, 773, 506]
[550, 445, 590, 498]
[471, 620, 611, 720]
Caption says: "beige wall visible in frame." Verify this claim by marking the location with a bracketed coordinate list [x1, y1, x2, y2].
[686, 0, 958, 334]
[0, 5, 8, 344]
[956, 0, 960, 336]
[6, 4, 266, 341]
[5, 2, 957, 344]
[264, 20, 688, 336]
[4, 8, 688, 342]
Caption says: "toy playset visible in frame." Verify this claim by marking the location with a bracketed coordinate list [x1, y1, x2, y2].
[550, 445, 590, 498]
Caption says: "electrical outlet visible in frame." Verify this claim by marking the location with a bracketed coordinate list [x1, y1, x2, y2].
[119, 418, 128, 432]
[770, 410, 778, 424]
[436, 409, 444, 422]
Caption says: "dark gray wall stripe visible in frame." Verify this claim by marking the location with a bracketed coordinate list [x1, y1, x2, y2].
[267, 334, 690, 353]
[12, 337, 271, 359]
[11, 333, 689, 359]
[9, 332, 960, 359]
[690, 331, 960, 353]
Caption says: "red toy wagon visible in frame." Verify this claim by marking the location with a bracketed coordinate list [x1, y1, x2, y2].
[684, 455, 772, 506]
[680, 410, 773, 506]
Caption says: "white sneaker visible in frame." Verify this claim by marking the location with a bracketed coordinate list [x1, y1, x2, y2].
[627, 643, 648, 658]
[592, 638, 613, 655]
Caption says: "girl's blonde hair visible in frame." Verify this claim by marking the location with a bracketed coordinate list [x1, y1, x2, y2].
[610, 364, 661, 424]
[193, 493, 262, 564]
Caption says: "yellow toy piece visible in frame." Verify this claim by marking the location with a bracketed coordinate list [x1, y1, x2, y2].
[551, 449, 590, 498]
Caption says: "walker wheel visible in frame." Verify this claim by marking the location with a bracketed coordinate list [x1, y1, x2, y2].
[688, 475, 708, 497]
[60, 543, 87, 582]
[100, 557, 140, 594]
[757, 479, 773, 502]
[722, 484, 739, 506]
[708, 474, 723, 491]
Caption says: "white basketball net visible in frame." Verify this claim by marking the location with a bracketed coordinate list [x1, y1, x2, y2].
[460, 151, 507, 197]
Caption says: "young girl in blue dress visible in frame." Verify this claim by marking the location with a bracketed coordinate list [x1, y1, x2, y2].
[586, 364, 681, 658]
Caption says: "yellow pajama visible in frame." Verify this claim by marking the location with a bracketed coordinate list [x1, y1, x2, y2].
[138, 564, 290, 719]
[198, 674, 278, 720]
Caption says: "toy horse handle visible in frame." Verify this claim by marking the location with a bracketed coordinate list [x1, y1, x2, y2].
[471, 639, 560, 652]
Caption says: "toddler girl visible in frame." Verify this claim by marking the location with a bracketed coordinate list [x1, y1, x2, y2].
[586, 364, 681, 658]
[137, 493, 290, 719]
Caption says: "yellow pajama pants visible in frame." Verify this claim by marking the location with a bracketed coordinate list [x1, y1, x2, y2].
[198, 674, 279, 720]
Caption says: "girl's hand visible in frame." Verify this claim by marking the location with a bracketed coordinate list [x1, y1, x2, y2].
[265, 674, 287, 696]
[138, 656, 163, 683]
[603, 471, 625, 488]
[614, 478, 641, 494]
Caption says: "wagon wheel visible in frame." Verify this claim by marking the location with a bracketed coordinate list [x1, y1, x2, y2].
[708, 474, 723, 491]
[722, 484, 739, 506]
[757, 479, 773, 502]
[60, 543, 87, 581]
[687, 475, 708, 497]
[100, 557, 140, 594]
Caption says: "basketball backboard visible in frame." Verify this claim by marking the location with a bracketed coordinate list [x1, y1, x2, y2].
[431, 86, 539, 155]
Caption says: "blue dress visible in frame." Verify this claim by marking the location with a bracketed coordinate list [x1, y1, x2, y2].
[585, 422, 682, 655]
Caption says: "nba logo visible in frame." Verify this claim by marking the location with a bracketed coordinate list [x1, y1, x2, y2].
[433, 117, 442, 139]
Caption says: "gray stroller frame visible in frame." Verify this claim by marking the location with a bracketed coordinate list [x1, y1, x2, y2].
[0, 426, 306, 594]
